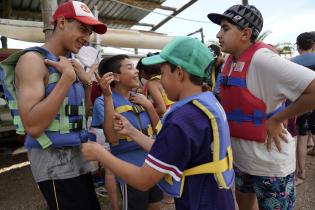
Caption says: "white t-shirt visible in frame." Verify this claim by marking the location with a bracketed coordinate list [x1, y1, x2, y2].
[231, 48, 315, 177]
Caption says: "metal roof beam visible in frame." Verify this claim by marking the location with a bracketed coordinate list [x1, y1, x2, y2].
[112, 0, 176, 11]
[151, 0, 198, 31]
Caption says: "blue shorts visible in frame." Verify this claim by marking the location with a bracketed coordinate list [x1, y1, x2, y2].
[235, 168, 296, 210]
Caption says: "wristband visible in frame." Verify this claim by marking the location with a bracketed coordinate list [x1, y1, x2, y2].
[83, 80, 93, 87]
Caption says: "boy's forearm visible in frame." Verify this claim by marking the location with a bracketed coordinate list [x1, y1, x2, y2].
[97, 149, 156, 191]
[84, 85, 92, 117]
[274, 80, 315, 123]
[128, 128, 154, 152]
[103, 95, 119, 144]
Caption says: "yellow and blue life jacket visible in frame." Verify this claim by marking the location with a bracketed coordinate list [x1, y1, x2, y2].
[110, 91, 154, 155]
[0, 47, 95, 149]
[156, 91, 234, 197]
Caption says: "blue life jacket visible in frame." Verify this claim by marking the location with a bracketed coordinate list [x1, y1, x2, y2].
[0, 46, 95, 149]
[110, 92, 154, 155]
[156, 91, 234, 198]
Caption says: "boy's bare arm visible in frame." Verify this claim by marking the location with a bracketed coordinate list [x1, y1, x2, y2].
[147, 81, 166, 116]
[103, 95, 119, 144]
[97, 72, 119, 144]
[82, 142, 165, 191]
[15, 52, 76, 138]
[267, 79, 315, 151]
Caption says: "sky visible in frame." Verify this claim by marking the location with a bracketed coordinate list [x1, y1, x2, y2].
[4, 0, 315, 53]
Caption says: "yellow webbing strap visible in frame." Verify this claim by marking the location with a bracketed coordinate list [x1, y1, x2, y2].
[191, 100, 228, 189]
[150, 75, 161, 81]
[211, 65, 216, 92]
[115, 105, 133, 114]
[155, 120, 162, 134]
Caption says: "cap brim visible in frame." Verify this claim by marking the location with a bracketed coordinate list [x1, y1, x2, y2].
[74, 16, 107, 34]
[207, 13, 229, 25]
[142, 54, 166, 66]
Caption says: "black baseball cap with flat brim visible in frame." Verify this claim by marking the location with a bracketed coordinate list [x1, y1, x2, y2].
[207, 13, 231, 26]
[207, 5, 264, 38]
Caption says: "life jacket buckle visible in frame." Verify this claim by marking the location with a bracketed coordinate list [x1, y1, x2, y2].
[132, 105, 143, 114]
[222, 76, 229, 86]
[71, 119, 83, 131]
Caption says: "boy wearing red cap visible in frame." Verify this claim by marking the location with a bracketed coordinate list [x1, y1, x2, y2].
[208, 4, 315, 210]
[0, 1, 106, 209]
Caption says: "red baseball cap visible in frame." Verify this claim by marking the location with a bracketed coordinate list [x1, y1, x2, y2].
[53, 1, 107, 34]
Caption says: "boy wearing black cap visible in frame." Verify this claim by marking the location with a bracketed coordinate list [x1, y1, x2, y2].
[0, 1, 107, 209]
[208, 4, 315, 210]
[82, 36, 235, 210]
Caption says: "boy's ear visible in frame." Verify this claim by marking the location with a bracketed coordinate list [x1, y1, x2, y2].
[176, 66, 186, 82]
[56, 16, 66, 30]
[241, 28, 253, 41]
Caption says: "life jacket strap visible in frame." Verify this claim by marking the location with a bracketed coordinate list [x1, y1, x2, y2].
[226, 108, 264, 125]
[219, 75, 246, 88]
[65, 104, 85, 116]
[48, 73, 61, 85]
[118, 125, 154, 143]
[115, 104, 145, 114]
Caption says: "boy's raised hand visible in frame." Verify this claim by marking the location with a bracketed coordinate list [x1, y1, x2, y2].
[44, 56, 76, 83]
[129, 93, 152, 109]
[266, 117, 288, 152]
[113, 113, 137, 137]
[70, 59, 98, 85]
[96, 72, 117, 96]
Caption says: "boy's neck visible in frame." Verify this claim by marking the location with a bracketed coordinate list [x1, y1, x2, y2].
[113, 85, 132, 99]
[233, 42, 254, 61]
[43, 36, 68, 57]
[178, 84, 202, 100]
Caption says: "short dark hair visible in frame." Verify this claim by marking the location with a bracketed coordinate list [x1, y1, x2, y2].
[208, 44, 221, 57]
[98, 54, 129, 77]
[296, 32, 315, 51]
[165, 62, 204, 86]
[136, 58, 161, 76]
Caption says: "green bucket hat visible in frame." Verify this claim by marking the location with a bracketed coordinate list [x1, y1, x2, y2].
[142, 36, 215, 78]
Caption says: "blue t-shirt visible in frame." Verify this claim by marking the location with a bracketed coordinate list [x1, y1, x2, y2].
[145, 103, 234, 210]
[91, 95, 147, 169]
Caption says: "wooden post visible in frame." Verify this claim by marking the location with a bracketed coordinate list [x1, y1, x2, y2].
[40, 0, 57, 41]
[1, 0, 12, 48]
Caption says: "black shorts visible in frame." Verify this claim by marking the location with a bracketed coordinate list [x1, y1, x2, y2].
[119, 183, 163, 210]
[38, 173, 100, 210]
[296, 110, 315, 135]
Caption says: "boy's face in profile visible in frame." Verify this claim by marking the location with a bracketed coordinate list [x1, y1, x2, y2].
[117, 58, 140, 89]
[216, 19, 244, 54]
[160, 63, 179, 101]
[61, 19, 93, 54]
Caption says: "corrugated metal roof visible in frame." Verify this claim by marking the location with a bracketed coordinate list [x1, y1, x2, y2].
[4, 0, 167, 29]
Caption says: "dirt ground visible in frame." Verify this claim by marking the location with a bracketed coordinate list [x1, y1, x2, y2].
[0, 144, 314, 210]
